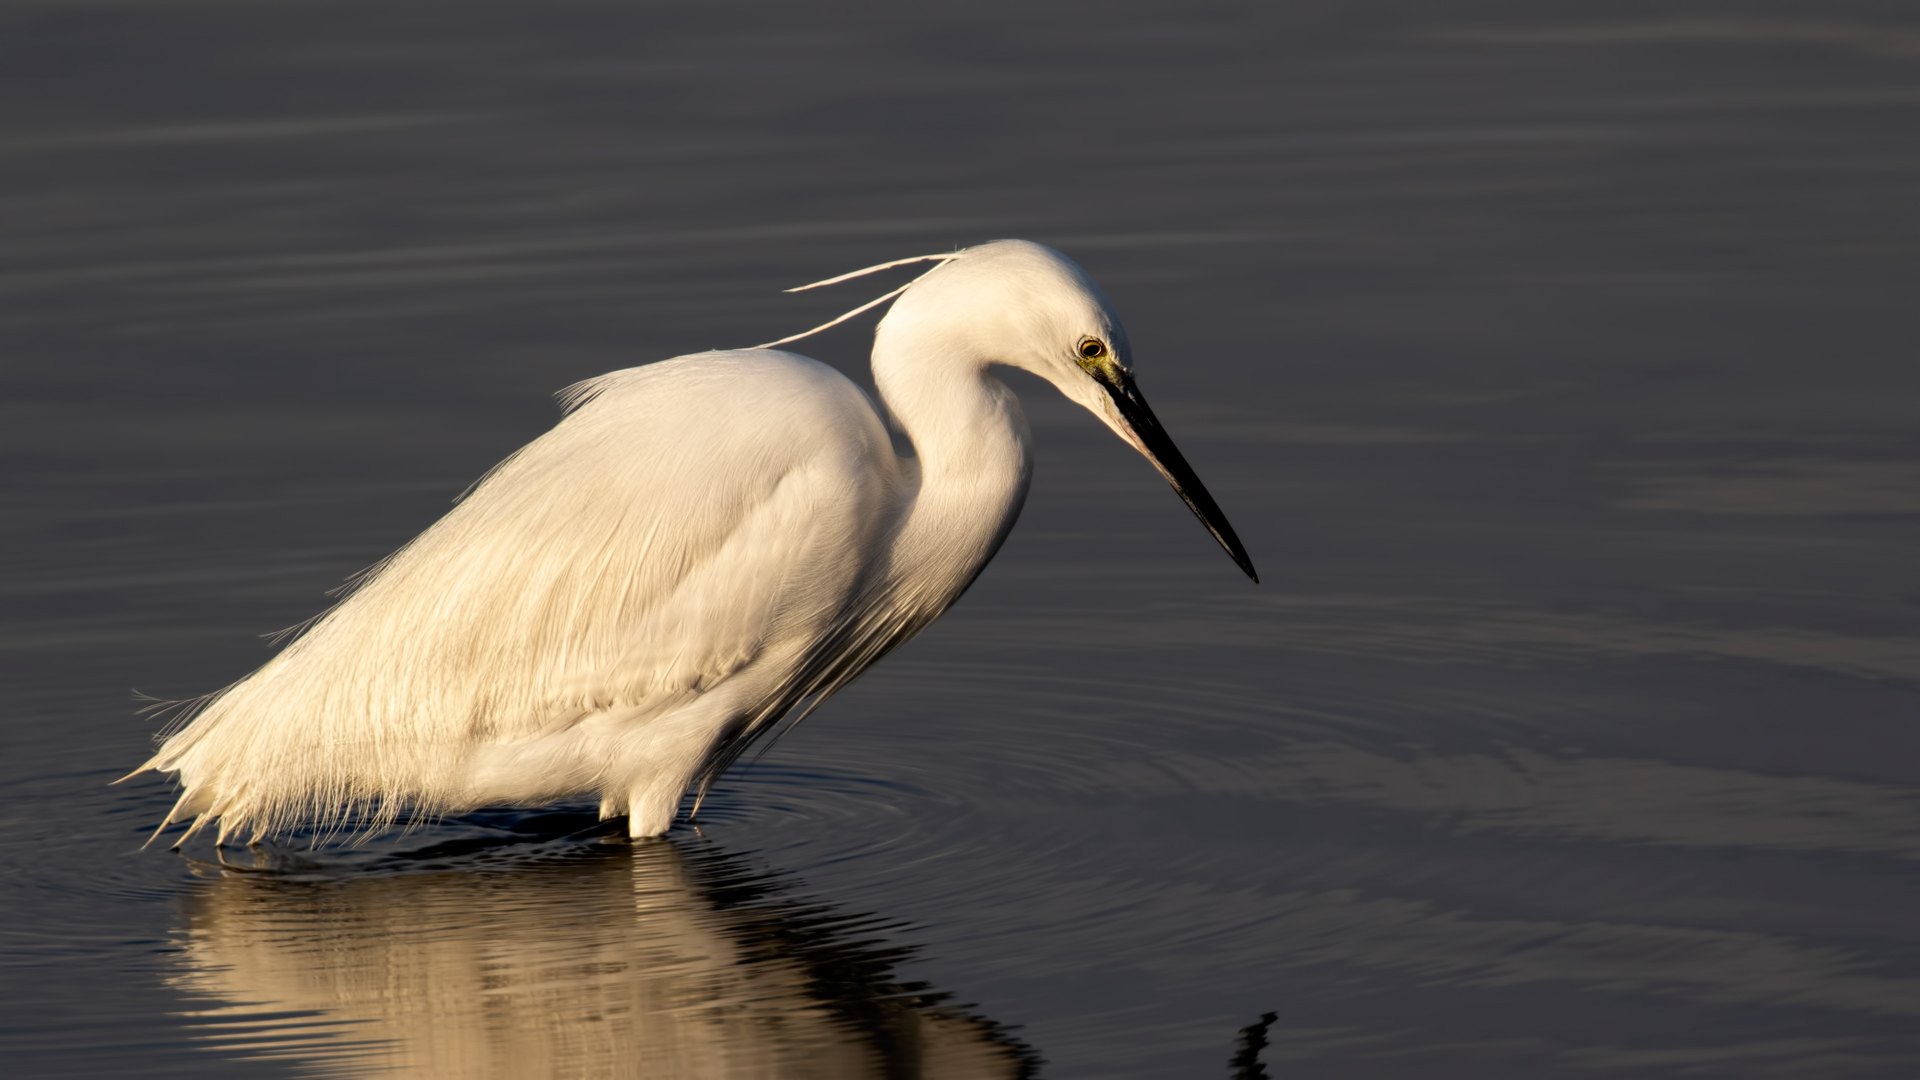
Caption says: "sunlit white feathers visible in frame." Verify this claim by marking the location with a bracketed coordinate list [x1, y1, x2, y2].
[130, 239, 1254, 844]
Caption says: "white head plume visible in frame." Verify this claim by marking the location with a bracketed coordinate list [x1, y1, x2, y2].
[752, 252, 960, 349]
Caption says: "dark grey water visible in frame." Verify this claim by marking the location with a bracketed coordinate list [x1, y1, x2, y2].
[5, 1, 1920, 1076]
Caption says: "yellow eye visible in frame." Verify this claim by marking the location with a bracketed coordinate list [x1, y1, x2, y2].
[1079, 339, 1107, 360]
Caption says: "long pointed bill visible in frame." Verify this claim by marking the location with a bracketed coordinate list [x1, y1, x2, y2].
[1092, 367, 1259, 582]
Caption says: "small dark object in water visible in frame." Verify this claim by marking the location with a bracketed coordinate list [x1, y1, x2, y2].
[1229, 1011, 1278, 1078]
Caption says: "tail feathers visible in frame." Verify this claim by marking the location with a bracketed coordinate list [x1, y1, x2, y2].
[129, 695, 736, 845]
[142, 783, 215, 849]
[144, 783, 352, 848]
[138, 756, 474, 847]
[129, 710, 468, 845]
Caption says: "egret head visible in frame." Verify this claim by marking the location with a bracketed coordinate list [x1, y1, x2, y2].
[760, 240, 1255, 581]
[888, 240, 1258, 582]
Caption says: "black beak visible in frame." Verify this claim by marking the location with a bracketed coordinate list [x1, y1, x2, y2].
[1097, 368, 1258, 582]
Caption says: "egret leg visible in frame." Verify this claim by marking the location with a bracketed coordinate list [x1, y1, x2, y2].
[627, 782, 682, 839]
[599, 685, 757, 838]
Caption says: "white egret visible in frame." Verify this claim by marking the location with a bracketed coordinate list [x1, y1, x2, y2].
[129, 239, 1256, 844]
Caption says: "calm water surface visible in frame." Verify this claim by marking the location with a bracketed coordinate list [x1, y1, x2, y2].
[4, 1, 1920, 1076]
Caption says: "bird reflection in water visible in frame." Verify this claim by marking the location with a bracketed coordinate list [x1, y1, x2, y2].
[166, 814, 1036, 1079]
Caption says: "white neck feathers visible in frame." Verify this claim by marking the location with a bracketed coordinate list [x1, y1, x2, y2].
[870, 327, 1034, 614]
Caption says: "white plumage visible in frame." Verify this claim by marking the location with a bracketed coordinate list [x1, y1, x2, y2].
[131, 239, 1255, 843]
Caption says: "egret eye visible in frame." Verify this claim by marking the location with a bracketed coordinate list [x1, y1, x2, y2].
[1079, 339, 1107, 360]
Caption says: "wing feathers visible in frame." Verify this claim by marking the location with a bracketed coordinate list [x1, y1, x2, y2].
[141, 350, 900, 838]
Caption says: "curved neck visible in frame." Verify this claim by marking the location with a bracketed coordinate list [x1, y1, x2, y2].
[871, 337, 1034, 610]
